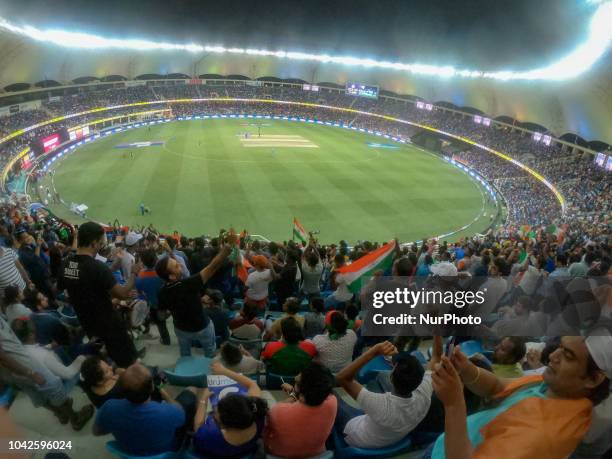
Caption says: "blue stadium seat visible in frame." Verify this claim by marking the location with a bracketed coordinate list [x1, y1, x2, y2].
[106, 441, 176, 459]
[164, 356, 211, 388]
[457, 340, 484, 358]
[356, 355, 392, 384]
[332, 429, 412, 459]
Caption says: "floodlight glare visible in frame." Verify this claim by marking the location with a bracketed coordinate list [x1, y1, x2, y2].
[0, 1, 610, 81]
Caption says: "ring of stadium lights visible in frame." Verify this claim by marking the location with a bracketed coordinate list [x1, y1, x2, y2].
[0, 98, 565, 214]
[28, 115, 502, 243]
[1, 1, 611, 81]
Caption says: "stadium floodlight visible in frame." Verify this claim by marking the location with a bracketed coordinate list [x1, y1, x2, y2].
[0, 1, 611, 81]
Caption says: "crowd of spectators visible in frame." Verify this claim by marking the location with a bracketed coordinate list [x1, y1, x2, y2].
[0, 83, 609, 230]
[0, 192, 610, 457]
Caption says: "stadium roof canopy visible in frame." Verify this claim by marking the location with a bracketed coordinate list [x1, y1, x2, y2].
[0, 0, 611, 145]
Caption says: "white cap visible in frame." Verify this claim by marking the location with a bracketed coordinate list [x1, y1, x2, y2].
[585, 328, 612, 380]
[430, 261, 458, 277]
[125, 231, 143, 247]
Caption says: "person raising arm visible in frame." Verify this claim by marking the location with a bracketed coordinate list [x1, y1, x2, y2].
[156, 231, 238, 358]
[333, 337, 442, 449]
[431, 335, 610, 459]
[431, 345, 525, 459]
[158, 231, 236, 287]
[336, 336, 442, 399]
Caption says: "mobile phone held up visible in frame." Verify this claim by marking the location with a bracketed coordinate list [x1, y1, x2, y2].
[446, 336, 457, 358]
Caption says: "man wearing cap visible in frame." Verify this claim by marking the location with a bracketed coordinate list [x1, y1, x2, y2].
[428, 330, 612, 459]
[120, 231, 143, 281]
[245, 255, 276, 310]
[430, 260, 459, 278]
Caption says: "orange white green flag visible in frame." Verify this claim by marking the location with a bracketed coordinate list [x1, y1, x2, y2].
[337, 240, 397, 293]
[293, 217, 308, 244]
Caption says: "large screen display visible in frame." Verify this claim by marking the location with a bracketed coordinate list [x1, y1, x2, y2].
[595, 152, 607, 168]
[302, 84, 319, 92]
[345, 82, 379, 99]
[68, 126, 90, 141]
[42, 133, 61, 153]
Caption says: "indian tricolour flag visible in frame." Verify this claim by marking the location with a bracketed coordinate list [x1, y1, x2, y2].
[293, 218, 308, 244]
[546, 224, 565, 242]
[337, 240, 397, 293]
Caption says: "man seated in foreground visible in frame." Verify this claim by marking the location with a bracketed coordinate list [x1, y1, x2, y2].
[334, 337, 440, 448]
[93, 363, 197, 455]
[428, 330, 612, 459]
[489, 336, 526, 378]
[264, 362, 337, 458]
[0, 315, 94, 431]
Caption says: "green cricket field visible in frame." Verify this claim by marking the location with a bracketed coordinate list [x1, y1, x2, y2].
[38, 119, 498, 243]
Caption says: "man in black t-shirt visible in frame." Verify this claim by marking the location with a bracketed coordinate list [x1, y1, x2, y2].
[59, 222, 141, 368]
[156, 234, 235, 357]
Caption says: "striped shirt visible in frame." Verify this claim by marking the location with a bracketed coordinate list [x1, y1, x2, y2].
[0, 247, 25, 299]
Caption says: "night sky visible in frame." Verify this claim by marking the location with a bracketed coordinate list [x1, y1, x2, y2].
[0, 0, 599, 70]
